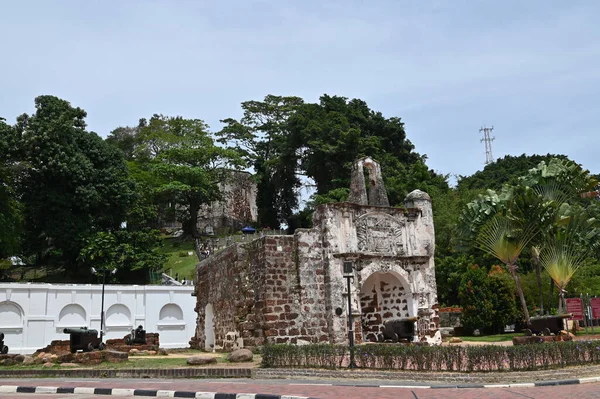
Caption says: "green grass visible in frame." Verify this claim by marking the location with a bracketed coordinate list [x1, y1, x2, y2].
[158, 237, 198, 281]
[575, 329, 600, 336]
[457, 333, 521, 342]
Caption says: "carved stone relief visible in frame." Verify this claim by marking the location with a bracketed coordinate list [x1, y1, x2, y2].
[356, 213, 405, 255]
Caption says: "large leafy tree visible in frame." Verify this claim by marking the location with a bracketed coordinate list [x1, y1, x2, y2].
[288, 95, 448, 205]
[458, 157, 599, 317]
[219, 95, 304, 228]
[138, 115, 245, 239]
[457, 153, 569, 191]
[15, 96, 136, 280]
[0, 118, 21, 265]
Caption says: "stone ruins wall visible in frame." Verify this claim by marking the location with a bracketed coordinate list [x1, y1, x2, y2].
[192, 158, 440, 349]
[197, 170, 257, 235]
[191, 235, 330, 351]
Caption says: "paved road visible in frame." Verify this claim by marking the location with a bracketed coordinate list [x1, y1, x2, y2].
[2, 378, 600, 399]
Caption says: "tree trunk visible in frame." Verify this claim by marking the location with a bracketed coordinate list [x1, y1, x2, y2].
[558, 290, 565, 315]
[533, 256, 544, 315]
[509, 264, 530, 323]
[547, 279, 554, 315]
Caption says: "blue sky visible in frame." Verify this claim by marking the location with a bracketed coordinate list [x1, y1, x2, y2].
[1, 0, 599, 182]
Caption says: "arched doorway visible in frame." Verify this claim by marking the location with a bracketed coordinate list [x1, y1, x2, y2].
[204, 303, 215, 351]
[359, 272, 410, 342]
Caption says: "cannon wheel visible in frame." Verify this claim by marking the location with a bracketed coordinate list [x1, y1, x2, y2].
[125, 336, 132, 345]
[99, 342, 106, 350]
[543, 328, 552, 336]
[390, 333, 399, 343]
[87, 342, 94, 352]
[523, 328, 533, 336]
[377, 334, 384, 343]
[1, 345, 7, 354]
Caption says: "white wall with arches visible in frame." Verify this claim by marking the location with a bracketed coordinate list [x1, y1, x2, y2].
[0, 283, 195, 354]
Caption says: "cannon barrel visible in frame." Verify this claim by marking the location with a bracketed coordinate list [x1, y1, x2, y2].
[63, 328, 98, 335]
[384, 316, 420, 325]
[529, 313, 573, 321]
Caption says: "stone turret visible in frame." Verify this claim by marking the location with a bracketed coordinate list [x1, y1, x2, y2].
[348, 157, 389, 207]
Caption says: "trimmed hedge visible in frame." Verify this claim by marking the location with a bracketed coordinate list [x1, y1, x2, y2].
[261, 341, 600, 372]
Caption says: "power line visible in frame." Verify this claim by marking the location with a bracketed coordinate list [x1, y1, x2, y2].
[480, 126, 495, 165]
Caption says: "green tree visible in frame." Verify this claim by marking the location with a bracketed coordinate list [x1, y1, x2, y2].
[487, 265, 520, 333]
[15, 96, 136, 280]
[288, 95, 448, 205]
[0, 117, 21, 267]
[457, 157, 599, 318]
[458, 265, 495, 331]
[476, 215, 536, 322]
[539, 208, 600, 313]
[457, 153, 569, 191]
[139, 115, 245, 239]
[219, 95, 304, 228]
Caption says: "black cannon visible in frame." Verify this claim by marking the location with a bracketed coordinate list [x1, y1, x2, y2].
[0, 332, 8, 354]
[378, 316, 420, 343]
[522, 314, 572, 336]
[63, 327, 106, 353]
[125, 325, 147, 345]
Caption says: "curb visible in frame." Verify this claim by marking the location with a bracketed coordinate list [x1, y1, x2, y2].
[0, 368, 253, 379]
[2, 378, 600, 398]
[1, 386, 317, 399]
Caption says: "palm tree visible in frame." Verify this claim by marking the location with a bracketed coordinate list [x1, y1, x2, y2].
[476, 215, 537, 323]
[539, 211, 600, 313]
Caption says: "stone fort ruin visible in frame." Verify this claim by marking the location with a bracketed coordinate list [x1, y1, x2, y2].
[191, 157, 441, 350]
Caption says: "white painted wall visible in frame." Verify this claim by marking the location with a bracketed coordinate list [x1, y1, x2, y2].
[0, 283, 196, 354]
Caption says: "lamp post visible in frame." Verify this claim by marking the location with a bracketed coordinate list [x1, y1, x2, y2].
[343, 261, 357, 369]
[91, 267, 116, 343]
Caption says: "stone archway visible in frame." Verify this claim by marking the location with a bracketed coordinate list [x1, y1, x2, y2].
[359, 272, 410, 342]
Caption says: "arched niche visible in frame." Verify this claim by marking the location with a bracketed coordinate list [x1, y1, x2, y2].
[0, 301, 23, 327]
[58, 304, 86, 327]
[204, 303, 215, 351]
[105, 304, 131, 327]
[359, 272, 411, 342]
[159, 303, 184, 321]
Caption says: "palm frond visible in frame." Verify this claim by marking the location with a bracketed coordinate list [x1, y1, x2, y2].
[476, 215, 537, 266]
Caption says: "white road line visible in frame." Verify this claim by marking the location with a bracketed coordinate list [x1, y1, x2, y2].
[73, 387, 96, 394]
[509, 383, 535, 388]
[156, 390, 176, 397]
[35, 387, 59, 394]
[195, 393, 217, 399]
[380, 385, 431, 389]
[111, 388, 136, 396]
[288, 383, 333, 386]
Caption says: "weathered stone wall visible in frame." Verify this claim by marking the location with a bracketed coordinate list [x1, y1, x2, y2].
[191, 234, 330, 351]
[197, 171, 257, 235]
[192, 186, 441, 348]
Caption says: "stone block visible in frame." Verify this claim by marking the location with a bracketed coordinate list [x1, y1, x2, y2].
[187, 355, 217, 365]
[227, 348, 253, 362]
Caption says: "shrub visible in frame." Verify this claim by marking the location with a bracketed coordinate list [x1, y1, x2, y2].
[261, 341, 600, 372]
